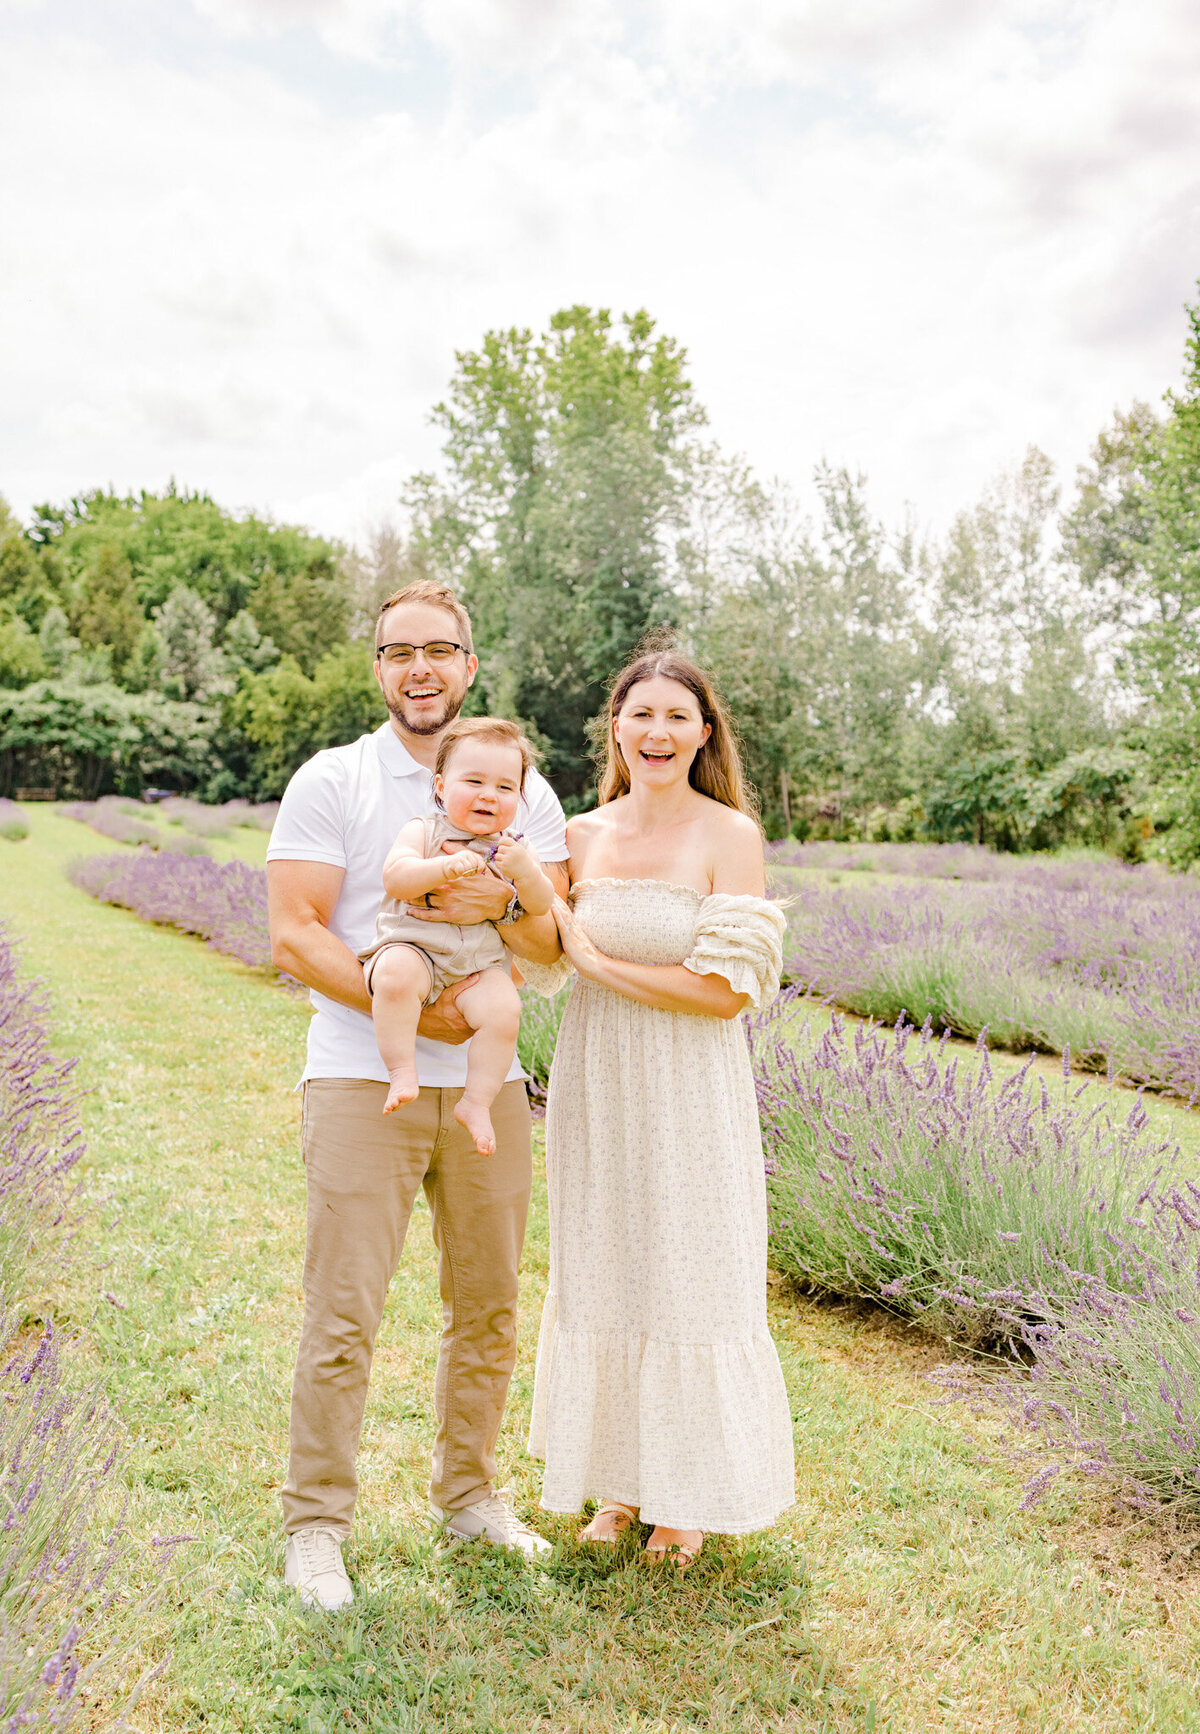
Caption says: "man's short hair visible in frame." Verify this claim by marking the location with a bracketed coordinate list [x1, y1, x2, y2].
[375, 581, 474, 654]
[435, 717, 536, 791]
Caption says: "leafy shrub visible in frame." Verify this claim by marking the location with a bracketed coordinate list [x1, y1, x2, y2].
[225, 646, 385, 800]
[0, 681, 214, 801]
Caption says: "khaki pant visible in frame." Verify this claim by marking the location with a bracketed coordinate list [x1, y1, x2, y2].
[281, 1078, 532, 1536]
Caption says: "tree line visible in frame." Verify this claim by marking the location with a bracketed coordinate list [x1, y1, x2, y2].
[2, 297, 1198, 861]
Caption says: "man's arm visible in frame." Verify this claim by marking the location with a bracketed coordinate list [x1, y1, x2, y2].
[267, 860, 475, 1043]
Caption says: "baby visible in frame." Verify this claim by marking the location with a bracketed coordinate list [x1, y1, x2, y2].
[360, 717, 555, 1156]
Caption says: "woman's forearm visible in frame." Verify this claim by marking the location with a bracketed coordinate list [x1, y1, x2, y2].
[500, 906, 563, 965]
[588, 956, 748, 1019]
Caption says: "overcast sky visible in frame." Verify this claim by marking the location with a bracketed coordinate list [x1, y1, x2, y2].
[3, 0, 1198, 550]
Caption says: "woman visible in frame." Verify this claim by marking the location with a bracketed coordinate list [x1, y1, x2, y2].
[523, 649, 794, 1568]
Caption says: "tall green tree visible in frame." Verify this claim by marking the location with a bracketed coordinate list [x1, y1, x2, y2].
[1130, 292, 1200, 863]
[74, 543, 143, 678]
[692, 466, 933, 835]
[412, 306, 704, 804]
[1060, 292, 1200, 863]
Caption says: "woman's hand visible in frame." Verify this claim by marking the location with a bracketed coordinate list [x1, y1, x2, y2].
[552, 896, 604, 981]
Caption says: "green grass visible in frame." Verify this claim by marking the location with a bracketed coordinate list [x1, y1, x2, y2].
[4, 804, 1200, 1731]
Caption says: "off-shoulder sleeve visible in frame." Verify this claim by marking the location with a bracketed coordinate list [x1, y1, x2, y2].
[515, 953, 575, 998]
[683, 894, 787, 1010]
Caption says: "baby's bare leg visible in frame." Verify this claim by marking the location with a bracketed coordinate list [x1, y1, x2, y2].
[450, 968, 522, 1158]
[369, 947, 434, 1115]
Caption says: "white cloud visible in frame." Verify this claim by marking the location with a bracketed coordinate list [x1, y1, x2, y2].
[1, 0, 1197, 548]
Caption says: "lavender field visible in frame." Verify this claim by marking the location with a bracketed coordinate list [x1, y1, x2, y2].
[769, 842, 1200, 1101]
[57, 818, 1200, 1516]
[6, 803, 1200, 1719]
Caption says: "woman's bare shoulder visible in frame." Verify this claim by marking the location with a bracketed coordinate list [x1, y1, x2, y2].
[565, 802, 620, 876]
[695, 796, 761, 844]
[566, 801, 624, 841]
[700, 800, 766, 892]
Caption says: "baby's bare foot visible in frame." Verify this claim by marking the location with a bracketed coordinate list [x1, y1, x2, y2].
[383, 1065, 419, 1115]
[454, 1095, 497, 1157]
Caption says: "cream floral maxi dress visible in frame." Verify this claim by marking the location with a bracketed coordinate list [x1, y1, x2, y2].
[523, 879, 796, 1534]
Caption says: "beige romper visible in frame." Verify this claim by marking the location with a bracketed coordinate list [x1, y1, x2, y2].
[359, 813, 512, 1003]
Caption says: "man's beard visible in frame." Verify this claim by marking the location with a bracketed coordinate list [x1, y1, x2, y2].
[385, 685, 467, 737]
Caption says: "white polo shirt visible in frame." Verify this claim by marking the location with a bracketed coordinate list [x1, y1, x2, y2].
[267, 722, 569, 1087]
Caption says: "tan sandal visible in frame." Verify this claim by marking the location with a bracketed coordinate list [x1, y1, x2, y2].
[578, 1501, 640, 1544]
[644, 1527, 704, 1571]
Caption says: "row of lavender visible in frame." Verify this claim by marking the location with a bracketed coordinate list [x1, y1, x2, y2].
[0, 926, 162, 1727]
[67, 854, 276, 975]
[769, 842, 1200, 1102]
[752, 1001, 1200, 1513]
[56, 795, 278, 854]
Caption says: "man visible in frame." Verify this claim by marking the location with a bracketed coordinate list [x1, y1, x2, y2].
[267, 580, 568, 1611]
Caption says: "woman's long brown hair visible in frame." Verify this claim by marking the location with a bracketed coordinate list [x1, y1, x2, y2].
[596, 649, 758, 818]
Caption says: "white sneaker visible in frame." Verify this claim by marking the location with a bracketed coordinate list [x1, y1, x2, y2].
[430, 1489, 552, 1558]
[284, 1525, 354, 1611]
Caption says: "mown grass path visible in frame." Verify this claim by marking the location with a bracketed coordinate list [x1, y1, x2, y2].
[4, 806, 1200, 1731]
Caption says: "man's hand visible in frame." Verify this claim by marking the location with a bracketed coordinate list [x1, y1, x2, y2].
[408, 872, 513, 925]
[416, 974, 481, 1045]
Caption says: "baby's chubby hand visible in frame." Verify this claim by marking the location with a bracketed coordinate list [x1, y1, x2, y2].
[491, 835, 534, 882]
[441, 848, 483, 881]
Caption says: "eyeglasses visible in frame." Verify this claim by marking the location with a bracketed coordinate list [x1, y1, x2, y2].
[375, 641, 467, 667]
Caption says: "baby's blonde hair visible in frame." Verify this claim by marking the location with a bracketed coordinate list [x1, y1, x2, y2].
[435, 717, 536, 791]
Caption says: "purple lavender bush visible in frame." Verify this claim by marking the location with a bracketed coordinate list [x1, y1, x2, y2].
[0, 799, 29, 843]
[768, 840, 1181, 893]
[953, 1177, 1200, 1514]
[990, 1218, 1200, 1512]
[160, 796, 230, 839]
[750, 996, 1181, 1347]
[0, 930, 85, 1278]
[67, 852, 276, 974]
[218, 799, 279, 832]
[0, 1321, 132, 1730]
[0, 929, 169, 1724]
